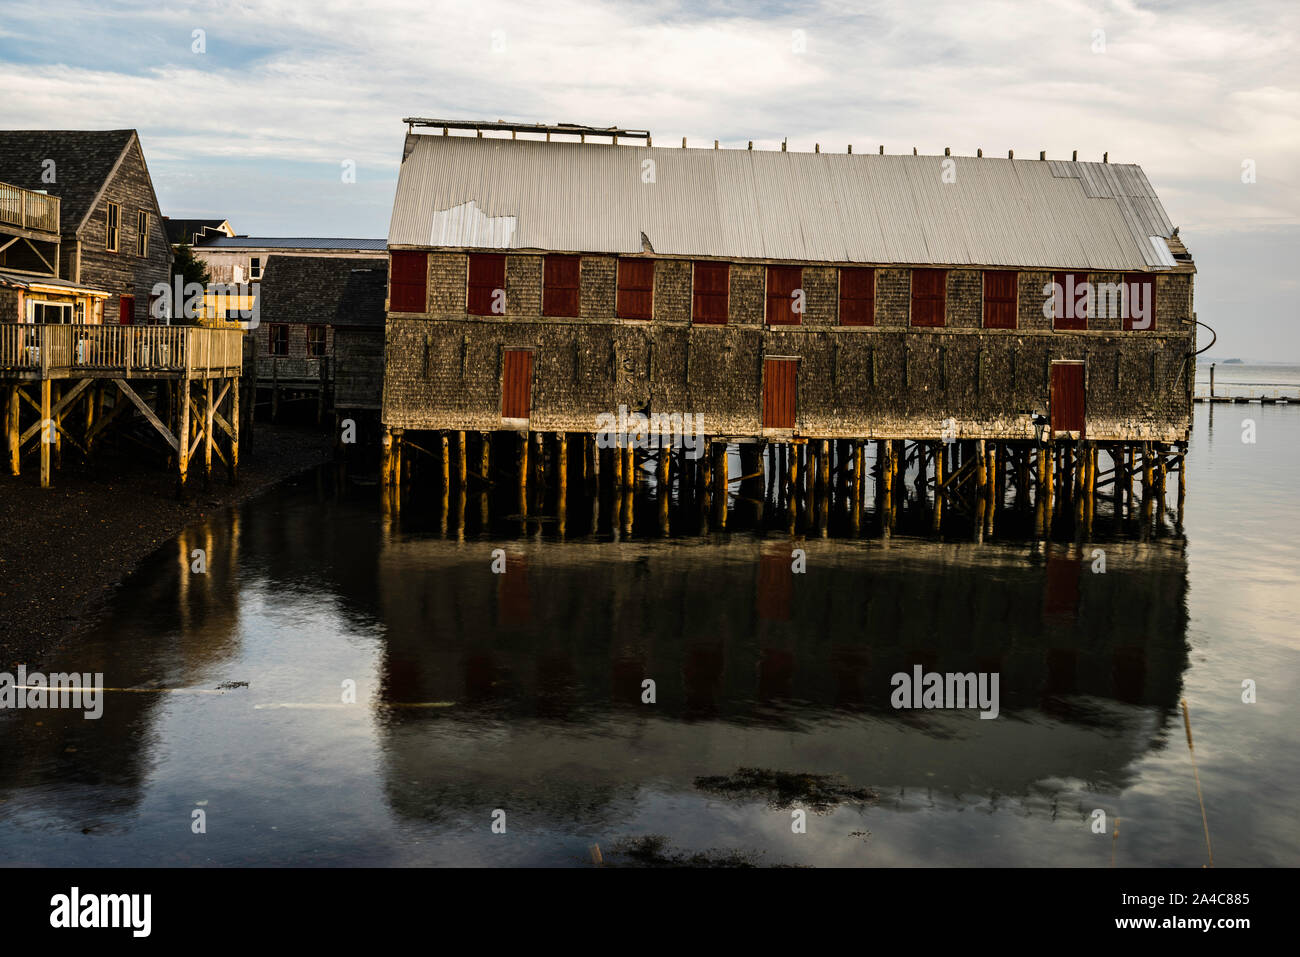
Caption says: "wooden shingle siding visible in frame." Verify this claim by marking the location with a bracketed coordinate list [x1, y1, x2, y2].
[692, 261, 729, 324]
[542, 254, 580, 317]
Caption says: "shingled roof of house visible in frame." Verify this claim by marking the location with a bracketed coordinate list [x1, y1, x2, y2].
[0, 129, 137, 232]
[389, 133, 1187, 271]
[258, 255, 388, 327]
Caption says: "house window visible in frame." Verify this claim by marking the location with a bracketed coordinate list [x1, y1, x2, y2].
[839, 267, 875, 326]
[982, 271, 1018, 328]
[249, 256, 262, 281]
[307, 326, 327, 357]
[268, 324, 289, 357]
[910, 269, 947, 326]
[468, 253, 507, 316]
[30, 301, 72, 323]
[766, 266, 803, 325]
[137, 210, 149, 257]
[1122, 274, 1156, 331]
[388, 251, 428, 313]
[542, 255, 581, 317]
[616, 258, 654, 320]
[692, 261, 729, 324]
[1053, 272, 1089, 330]
[106, 202, 120, 252]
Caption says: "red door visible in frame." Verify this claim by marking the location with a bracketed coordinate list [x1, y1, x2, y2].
[1050, 362, 1085, 436]
[763, 358, 797, 429]
[118, 295, 135, 325]
[501, 349, 533, 420]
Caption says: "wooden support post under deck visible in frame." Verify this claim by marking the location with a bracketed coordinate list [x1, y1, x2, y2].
[852, 441, 864, 532]
[1034, 445, 1047, 536]
[38, 378, 51, 487]
[1044, 441, 1055, 530]
[558, 431, 569, 508]
[176, 377, 190, 495]
[881, 440, 894, 531]
[613, 436, 624, 490]
[381, 427, 393, 486]
[392, 428, 404, 487]
[204, 380, 214, 485]
[932, 440, 944, 532]
[519, 431, 530, 516]
[480, 432, 491, 485]
[228, 376, 240, 483]
[7, 386, 18, 477]
[441, 432, 451, 490]
[458, 430, 468, 486]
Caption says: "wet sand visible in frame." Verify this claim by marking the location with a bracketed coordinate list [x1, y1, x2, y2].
[0, 424, 334, 666]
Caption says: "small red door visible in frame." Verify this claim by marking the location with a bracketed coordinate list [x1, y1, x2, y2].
[118, 295, 135, 325]
[1050, 362, 1085, 436]
[763, 358, 797, 429]
[501, 349, 533, 420]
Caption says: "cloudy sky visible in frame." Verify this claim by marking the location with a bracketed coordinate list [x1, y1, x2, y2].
[1, 0, 1296, 358]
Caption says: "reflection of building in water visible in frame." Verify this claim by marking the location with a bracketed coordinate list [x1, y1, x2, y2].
[0, 508, 250, 827]
[373, 535, 1189, 824]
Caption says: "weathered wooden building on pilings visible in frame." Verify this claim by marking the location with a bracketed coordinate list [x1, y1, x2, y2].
[378, 119, 1196, 538]
[2, 323, 244, 489]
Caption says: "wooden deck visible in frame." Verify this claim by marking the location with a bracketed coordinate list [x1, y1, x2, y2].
[0, 323, 243, 380]
[2, 323, 245, 489]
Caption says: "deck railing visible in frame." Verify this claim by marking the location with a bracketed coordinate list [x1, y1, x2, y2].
[0, 323, 244, 376]
[0, 182, 61, 234]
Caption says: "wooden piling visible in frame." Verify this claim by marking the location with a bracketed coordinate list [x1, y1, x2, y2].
[458, 430, 468, 485]
[932, 440, 944, 532]
[7, 386, 18, 477]
[381, 426, 393, 486]
[176, 377, 189, 495]
[203, 380, 214, 484]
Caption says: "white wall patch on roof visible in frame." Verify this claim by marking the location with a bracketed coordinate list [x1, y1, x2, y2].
[429, 199, 517, 249]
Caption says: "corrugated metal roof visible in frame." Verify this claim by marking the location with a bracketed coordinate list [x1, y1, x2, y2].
[390, 135, 1186, 270]
[197, 237, 387, 250]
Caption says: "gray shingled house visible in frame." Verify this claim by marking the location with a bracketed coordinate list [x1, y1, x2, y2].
[257, 254, 387, 422]
[0, 130, 172, 325]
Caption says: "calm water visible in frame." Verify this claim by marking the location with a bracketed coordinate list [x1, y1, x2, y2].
[2, 370, 1298, 867]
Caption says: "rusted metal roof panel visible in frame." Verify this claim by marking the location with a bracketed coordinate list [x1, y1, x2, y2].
[389, 134, 1184, 270]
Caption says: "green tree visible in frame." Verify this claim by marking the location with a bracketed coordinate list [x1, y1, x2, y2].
[170, 244, 211, 324]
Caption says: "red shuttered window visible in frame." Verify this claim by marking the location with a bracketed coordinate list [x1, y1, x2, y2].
[839, 267, 875, 326]
[617, 258, 654, 320]
[389, 251, 428, 313]
[542, 255, 580, 317]
[1053, 272, 1089, 330]
[765, 265, 803, 325]
[468, 253, 507, 316]
[910, 269, 947, 326]
[1122, 274, 1156, 331]
[983, 271, 1018, 328]
[692, 262, 729, 324]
